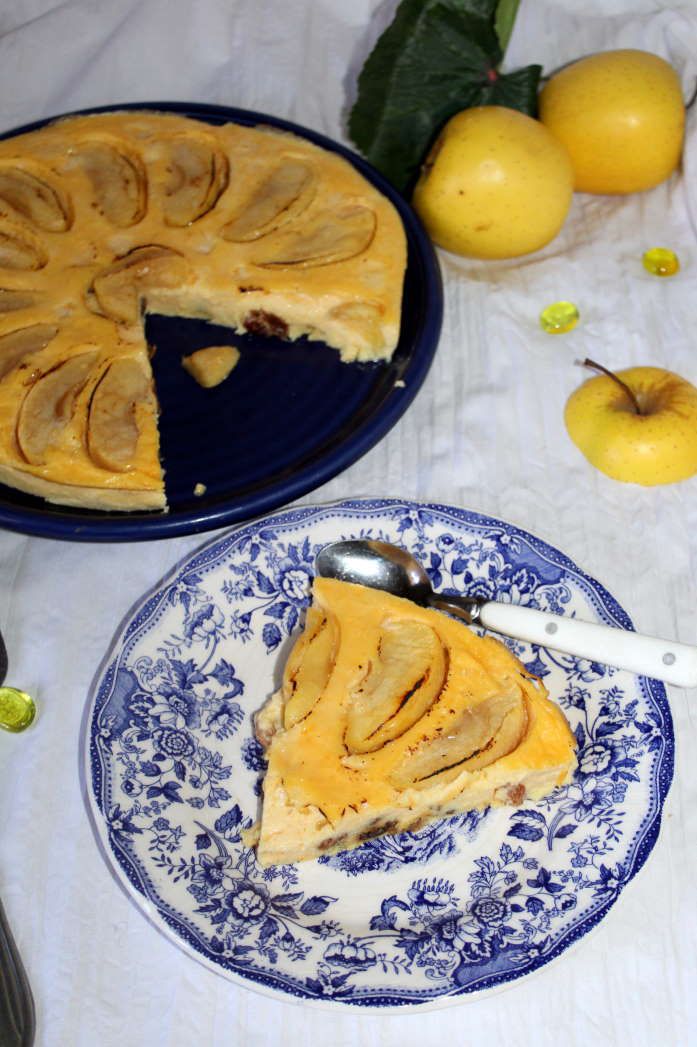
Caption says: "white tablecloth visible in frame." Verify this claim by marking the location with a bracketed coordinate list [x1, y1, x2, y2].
[1, 1, 696, 1043]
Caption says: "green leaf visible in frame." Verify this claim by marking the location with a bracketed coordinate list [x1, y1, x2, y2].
[348, 0, 541, 193]
[494, 0, 520, 53]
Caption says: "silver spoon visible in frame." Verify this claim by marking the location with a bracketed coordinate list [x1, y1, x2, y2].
[315, 539, 697, 688]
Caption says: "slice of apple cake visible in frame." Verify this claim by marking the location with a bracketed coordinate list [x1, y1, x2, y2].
[250, 577, 577, 867]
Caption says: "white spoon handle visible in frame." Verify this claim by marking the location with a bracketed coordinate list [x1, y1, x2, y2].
[477, 602, 697, 688]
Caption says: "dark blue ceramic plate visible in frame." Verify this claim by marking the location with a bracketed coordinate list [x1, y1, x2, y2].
[0, 102, 442, 542]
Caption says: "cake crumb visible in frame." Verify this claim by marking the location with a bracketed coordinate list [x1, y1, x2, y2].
[182, 344, 240, 388]
[394, 378, 406, 388]
[193, 482, 207, 497]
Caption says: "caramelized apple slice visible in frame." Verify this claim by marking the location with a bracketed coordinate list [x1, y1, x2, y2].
[87, 358, 152, 471]
[221, 158, 314, 242]
[389, 692, 528, 790]
[0, 166, 72, 232]
[346, 619, 447, 754]
[0, 288, 37, 314]
[17, 351, 98, 463]
[252, 204, 376, 268]
[182, 345, 239, 388]
[0, 323, 59, 380]
[89, 245, 190, 324]
[77, 141, 147, 227]
[162, 136, 229, 226]
[0, 229, 47, 270]
[283, 606, 338, 729]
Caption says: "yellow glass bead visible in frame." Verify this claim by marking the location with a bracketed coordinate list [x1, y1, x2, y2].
[539, 301, 580, 334]
[642, 247, 680, 277]
[0, 686, 36, 732]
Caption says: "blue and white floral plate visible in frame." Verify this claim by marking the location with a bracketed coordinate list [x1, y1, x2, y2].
[86, 498, 673, 1010]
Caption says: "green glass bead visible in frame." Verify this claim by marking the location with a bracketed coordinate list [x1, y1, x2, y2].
[0, 687, 36, 732]
[642, 247, 680, 277]
[539, 301, 580, 334]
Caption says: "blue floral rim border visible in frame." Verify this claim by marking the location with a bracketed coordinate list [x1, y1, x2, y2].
[85, 497, 674, 1010]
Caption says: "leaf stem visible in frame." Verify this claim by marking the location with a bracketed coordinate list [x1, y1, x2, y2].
[495, 0, 521, 55]
[581, 358, 641, 414]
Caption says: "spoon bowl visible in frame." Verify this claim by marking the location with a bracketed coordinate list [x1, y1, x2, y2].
[316, 538, 482, 623]
[316, 539, 434, 606]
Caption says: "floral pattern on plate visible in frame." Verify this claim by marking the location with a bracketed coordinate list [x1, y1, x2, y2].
[87, 498, 673, 1010]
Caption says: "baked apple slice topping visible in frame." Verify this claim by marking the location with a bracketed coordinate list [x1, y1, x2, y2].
[182, 344, 240, 388]
[17, 350, 98, 463]
[282, 606, 338, 729]
[389, 691, 529, 790]
[345, 618, 447, 754]
[87, 357, 152, 471]
[0, 227, 48, 270]
[76, 141, 147, 227]
[0, 165, 73, 232]
[0, 323, 59, 380]
[89, 245, 191, 324]
[0, 288, 37, 313]
[221, 157, 315, 242]
[162, 136, 229, 226]
[252, 203, 376, 268]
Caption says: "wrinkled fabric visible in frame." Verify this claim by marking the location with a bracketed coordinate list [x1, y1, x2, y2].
[0, 1, 696, 1044]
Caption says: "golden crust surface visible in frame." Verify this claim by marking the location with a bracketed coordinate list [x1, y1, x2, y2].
[0, 111, 407, 510]
[253, 578, 577, 867]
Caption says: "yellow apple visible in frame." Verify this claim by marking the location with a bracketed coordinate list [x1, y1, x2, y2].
[411, 106, 573, 259]
[564, 365, 697, 485]
[539, 49, 685, 194]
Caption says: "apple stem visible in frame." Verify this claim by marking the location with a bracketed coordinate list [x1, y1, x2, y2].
[581, 357, 642, 414]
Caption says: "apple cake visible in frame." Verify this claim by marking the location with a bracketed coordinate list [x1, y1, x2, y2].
[0, 110, 407, 510]
[249, 577, 577, 867]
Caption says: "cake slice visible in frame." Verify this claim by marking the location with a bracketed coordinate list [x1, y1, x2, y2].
[251, 577, 577, 867]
